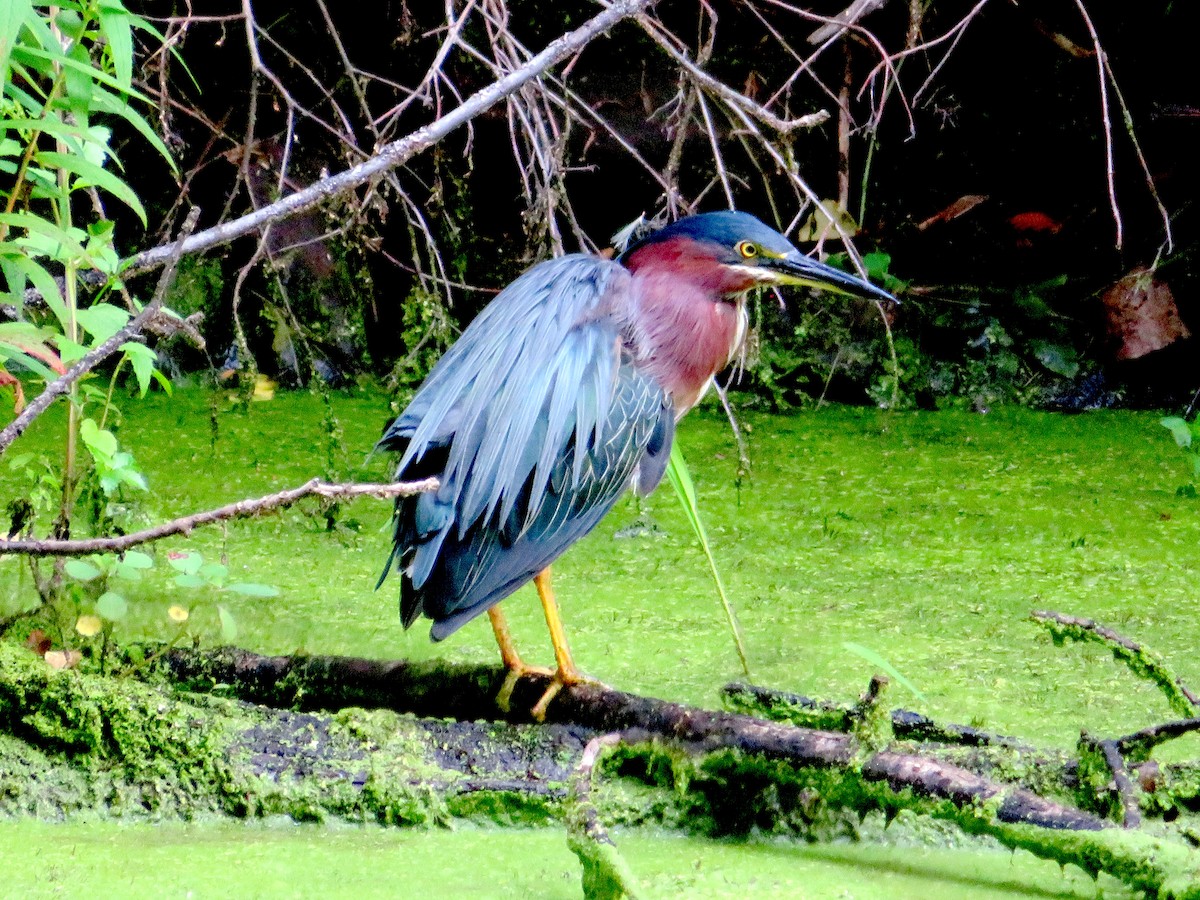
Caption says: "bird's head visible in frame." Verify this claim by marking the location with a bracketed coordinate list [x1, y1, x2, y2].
[618, 210, 896, 305]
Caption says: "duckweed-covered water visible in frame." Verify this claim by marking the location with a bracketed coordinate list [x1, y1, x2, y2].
[1, 386, 1194, 896]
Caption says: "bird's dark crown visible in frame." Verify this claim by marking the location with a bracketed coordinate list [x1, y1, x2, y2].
[619, 211, 795, 262]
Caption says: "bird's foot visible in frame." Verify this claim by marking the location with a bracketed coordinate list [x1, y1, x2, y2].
[530, 667, 604, 722]
[495, 661, 555, 714]
[496, 663, 603, 721]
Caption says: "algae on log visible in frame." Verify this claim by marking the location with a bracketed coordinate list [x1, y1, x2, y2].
[5, 641, 1200, 898]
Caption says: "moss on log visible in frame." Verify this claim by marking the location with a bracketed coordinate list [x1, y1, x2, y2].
[5, 640, 1200, 897]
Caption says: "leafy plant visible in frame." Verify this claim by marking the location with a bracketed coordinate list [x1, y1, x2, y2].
[0, 2, 233, 645]
[1160, 416, 1200, 497]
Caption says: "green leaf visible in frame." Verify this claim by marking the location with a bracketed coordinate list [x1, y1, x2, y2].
[217, 604, 238, 642]
[199, 561, 228, 583]
[90, 84, 176, 172]
[167, 551, 203, 575]
[120, 341, 158, 396]
[75, 302, 130, 343]
[79, 417, 118, 460]
[841, 642, 928, 703]
[226, 582, 279, 598]
[96, 591, 128, 621]
[666, 442, 750, 676]
[97, 0, 133, 90]
[56, 335, 89, 365]
[120, 550, 153, 569]
[862, 252, 892, 281]
[0, 117, 89, 153]
[10, 43, 153, 103]
[64, 558, 102, 581]
[36, 149, 145, 224]
[1162, 417, 1193, 449]
[0, 211, 88, 261]
[173, 573, 205, 589]
[1029, 340, 1079, 379]
[0, 0, 34, 84]
[0, 254, 68, 327]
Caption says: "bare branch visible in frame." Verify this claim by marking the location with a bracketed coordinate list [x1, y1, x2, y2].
[1072, 0, 1121, 250]
[1031, 609, 1200, 717]
[807, 0, 892, 45]
[122, 0, 653, 278]
[638, 20, 831, 137]
[0, 476, 438, 557]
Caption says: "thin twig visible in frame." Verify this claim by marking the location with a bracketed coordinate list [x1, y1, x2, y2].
[0, 208, 201, 455]
[1072, 0, 1121, 250]
[638, 20, 831, 136]
[0, 477, 439, 557]
[120, 0, 652, 277]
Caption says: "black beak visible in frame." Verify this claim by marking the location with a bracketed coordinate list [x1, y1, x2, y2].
[766, 251, 898, 305]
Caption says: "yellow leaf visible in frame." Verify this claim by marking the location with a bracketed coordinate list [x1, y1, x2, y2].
[168, 605, 189, 623]
[75, 615, 103, 637]
[252, 375, 277, 401]
[796, 199, 858, 243]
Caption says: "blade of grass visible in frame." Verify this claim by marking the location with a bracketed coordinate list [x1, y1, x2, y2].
[842, 641, 927, 703]
[666, 441, 750, 676]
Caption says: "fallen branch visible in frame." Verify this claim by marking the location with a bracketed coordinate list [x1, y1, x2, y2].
[566, 733, 643, 900]
[150, 645, 1200, 897]
[0, 476, 438, 556]
[1031, 609, 1200, 717]
[1086, 735, 1142, 829]
[1118, 716, 1200, 759]
[7, 637, 1200, 896]
[158, 645, 1100, 832]
[722, 681, 1031, 749]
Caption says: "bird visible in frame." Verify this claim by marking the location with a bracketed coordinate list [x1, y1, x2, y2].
[377, 210, 895, 718]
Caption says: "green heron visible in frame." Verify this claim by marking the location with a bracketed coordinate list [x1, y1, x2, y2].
[378, 211, 894, 717]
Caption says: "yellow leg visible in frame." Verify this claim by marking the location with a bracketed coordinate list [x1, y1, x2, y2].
[488, 605, 552, 713]
[535, 568, 581, 681]
[489, 570, 601, 720]
[531, 567, 600, 720]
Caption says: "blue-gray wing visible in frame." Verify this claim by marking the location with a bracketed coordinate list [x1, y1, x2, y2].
[377, 254, 675, 640]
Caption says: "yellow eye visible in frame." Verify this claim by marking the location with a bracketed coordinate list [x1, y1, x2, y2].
[736, 241, 758, 259]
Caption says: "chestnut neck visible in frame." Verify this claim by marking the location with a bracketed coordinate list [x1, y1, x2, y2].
[619, 237, 751, 413]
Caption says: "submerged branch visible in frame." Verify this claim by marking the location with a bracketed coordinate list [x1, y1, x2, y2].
[1031, 609, 1200, 717]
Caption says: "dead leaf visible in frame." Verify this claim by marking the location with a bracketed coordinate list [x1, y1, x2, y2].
[24, 629, 51, 656]
[1008, 211, 1063, 234]
[45, 650, 83, 670]
[1101, 268, 1191, 360]
[0, 370, 25, 414]
[797, 200, 858, 243]
[1031, 18, 1092, 58]
[915, 194, 988, 230]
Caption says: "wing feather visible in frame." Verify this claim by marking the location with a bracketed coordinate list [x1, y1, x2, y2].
[377, 254, 675, 639]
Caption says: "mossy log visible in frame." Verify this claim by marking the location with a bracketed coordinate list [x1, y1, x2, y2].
[4, 641, 1200, 897]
